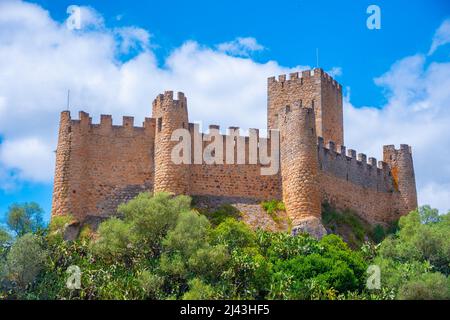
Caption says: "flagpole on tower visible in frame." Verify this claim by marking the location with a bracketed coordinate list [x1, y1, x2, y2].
[67, 89, 70, 111]
[316, 48, 319, 68]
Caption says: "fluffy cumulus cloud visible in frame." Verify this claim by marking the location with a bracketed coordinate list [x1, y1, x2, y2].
[0, 0, 449, 213]
[217, 37, 265, 57]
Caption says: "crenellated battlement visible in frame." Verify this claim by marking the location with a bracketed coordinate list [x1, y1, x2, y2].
[63, 111, 155, 137]
[186, 122, 278, 166]
[317, 136, 390, 171]
[152, 90, 187, 112]
[383, 144, 413, 155]
[317, 136, 394, 193]
[268, 68, 342, 90]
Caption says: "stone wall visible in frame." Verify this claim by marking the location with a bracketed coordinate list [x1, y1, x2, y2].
[51, 111, 155, 221]
[187, 125, 281, 200]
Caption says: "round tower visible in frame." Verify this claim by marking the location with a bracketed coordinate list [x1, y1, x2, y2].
[277, 104, 326, 238]
[383, 144, 418, 215]
[51, 110, 72, 217]
[152, 91, 190, 195]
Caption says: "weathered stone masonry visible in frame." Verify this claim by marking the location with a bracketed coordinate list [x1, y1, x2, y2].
[51, 68, 418, 234]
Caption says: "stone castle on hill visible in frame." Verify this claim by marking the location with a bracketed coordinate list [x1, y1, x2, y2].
[51, 68, 417, 237]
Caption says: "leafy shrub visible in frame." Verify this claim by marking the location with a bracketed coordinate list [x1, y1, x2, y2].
[211, 218, 256, 251]
[261, 200, 286, 222]
[182, 278, 219, 300]
[0, 227, 12, 258]
[163, 210, 210, 258]
[90, 218, 135, 262]
[203, 204, 241, 226]
[46, 214, 74, 244]
[379, 208, 450, 276]
[6, 233, 48, 289]
[372, 225, 386, 243]
[2, 197, 448, 301]
[187, 245, 229, 281]
[138, 270, 165, 299]
[257, 230, 322, 260]
[398, 272, 449, 300]
[118, 192, 191, 254]
[225, 247, 271, 299]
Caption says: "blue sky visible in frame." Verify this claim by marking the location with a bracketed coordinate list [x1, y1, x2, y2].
[0, 0, 450, 224]
[29, 0, 449, 106]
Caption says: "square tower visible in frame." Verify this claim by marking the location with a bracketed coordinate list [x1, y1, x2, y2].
[267, 68, 344, 146]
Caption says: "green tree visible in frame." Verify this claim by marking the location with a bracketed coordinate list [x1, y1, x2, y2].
[210, 218, 256, 251]
[0, 227, 11, 256]
[418, 205, 442, 224]
[163, 210, 210, 258]
[138, 270, 165, 299]
[6, 202, 44, 236]
[187, 244, 229, 282]
[378, 207, 450, 276]
[182, 278, 219, 300]
[160, 210, 211, 281]
[90, 218, 135, 262]
[398, 272, 450, 300]
[6, 233, 48, 289]
[118, 192, 191, 254]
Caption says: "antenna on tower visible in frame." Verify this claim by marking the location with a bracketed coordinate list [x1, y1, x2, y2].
[316, 48, 319, 68]
[67, 89, 70, 111]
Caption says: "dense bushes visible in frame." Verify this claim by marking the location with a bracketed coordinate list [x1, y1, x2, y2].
[0, 194, 449, 300]
[372, 206, 450, 299]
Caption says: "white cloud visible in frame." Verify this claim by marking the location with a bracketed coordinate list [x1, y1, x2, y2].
[420, 183, 450, 214]
[327, 67, 342, 77]
[75, 5, 104, 29]
[344, 55, 450, 213]
[0, 137, 54, 183]
[115, 27, 151, 54]
[0, 1, 301, 186]
[428, 18, 450, 55]
[217, 37, 264, 57]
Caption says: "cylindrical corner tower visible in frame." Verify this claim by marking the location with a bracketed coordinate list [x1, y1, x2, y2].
[383, 144, 418, 215]
[51, 110, 72, 217]
[278, 104, 325, 237]
[152, 91, 190, 195]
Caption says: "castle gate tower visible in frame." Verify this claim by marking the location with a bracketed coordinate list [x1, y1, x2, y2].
[268, 68, 344, 146]
[152, 91, 190, 194]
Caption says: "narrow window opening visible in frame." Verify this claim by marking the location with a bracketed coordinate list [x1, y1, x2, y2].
[157, 118, 162, 132]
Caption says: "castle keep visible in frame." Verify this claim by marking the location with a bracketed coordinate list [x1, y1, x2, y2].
[51, 68, 417, 236]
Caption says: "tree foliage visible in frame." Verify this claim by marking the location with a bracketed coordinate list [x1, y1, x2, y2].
[0, 195, 448, 300]
[6, 202, 44, 236]
[5, 233, 48, 290]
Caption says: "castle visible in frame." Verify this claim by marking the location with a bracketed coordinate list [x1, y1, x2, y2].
[51, 68, 417, 237]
